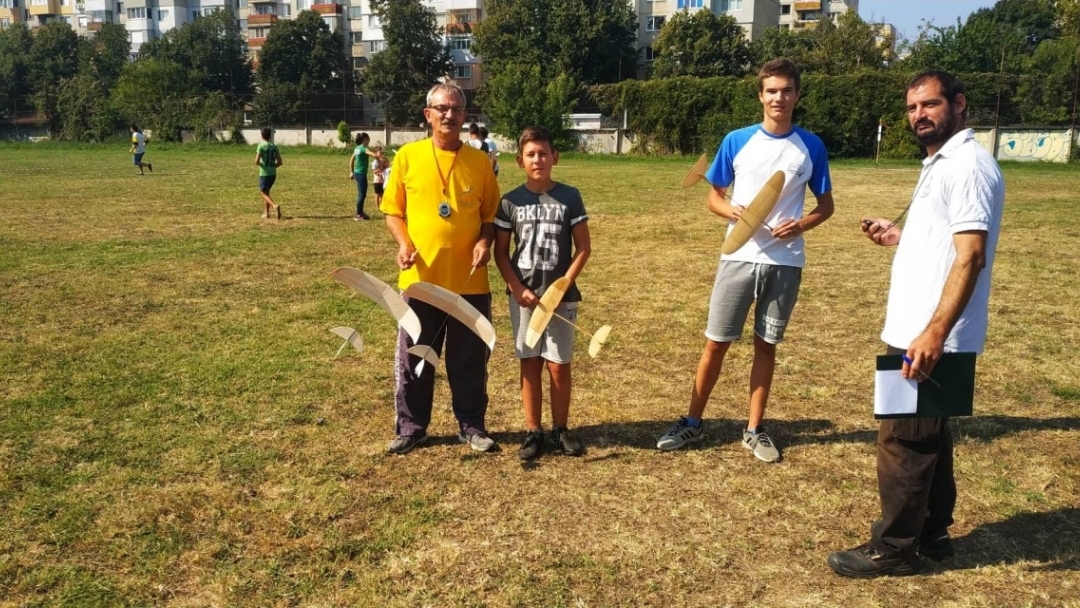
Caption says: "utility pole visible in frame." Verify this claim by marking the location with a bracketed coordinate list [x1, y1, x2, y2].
[991, 39, 1006, 160]
[1070, 46, 1080, 162]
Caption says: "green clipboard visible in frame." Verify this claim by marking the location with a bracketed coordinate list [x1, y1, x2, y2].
[874, 352, 977, 419]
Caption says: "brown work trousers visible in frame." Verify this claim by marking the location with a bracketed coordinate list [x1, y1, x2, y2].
[870, 347, 957, 556]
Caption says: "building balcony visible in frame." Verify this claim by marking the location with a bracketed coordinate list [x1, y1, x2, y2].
[249, 0, 276, 3]
[247, 36, 265, 48]
[311, 3, 341, 15]
[445, 21, 472, 34]
[29, 0, 61, 16]
[248, 13, 277, 25]
[87, 21, 105, 30]
[793, 0, 821, 10]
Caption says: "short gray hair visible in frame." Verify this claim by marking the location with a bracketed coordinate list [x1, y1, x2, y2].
[426, 82, 465, 107]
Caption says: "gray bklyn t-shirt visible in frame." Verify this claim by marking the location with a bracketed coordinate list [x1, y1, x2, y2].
[494, 182, 589, 302]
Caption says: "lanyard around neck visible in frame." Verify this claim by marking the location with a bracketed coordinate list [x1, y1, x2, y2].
[431, 140, 460, 200]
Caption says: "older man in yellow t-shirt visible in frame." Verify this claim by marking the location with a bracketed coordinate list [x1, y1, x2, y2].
[380, 83, 501, 455]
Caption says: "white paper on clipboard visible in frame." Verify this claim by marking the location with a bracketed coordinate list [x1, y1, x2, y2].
[874, 369, 919, 416]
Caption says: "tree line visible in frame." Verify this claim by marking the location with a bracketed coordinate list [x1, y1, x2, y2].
[0, 0, 1077, 147]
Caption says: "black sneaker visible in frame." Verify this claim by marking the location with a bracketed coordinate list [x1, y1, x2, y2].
[387, 432, 428, 455]
[518, 430, 545, 461]
[827, 543, 920, 578]
[147, 163, 153, 173]
[550, 426, 584, 456]
[918, 533, 954, 561]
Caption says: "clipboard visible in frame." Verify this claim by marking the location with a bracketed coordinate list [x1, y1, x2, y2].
[874, 352, 977, 419]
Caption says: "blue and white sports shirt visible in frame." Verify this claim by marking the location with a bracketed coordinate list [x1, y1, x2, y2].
[704, 124, 831, 268]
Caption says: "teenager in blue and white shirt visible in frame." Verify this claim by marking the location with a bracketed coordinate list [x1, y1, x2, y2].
[657, 59, 835, 463]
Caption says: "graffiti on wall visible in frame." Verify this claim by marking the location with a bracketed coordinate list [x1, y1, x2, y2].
[997, 130, 1072, 163]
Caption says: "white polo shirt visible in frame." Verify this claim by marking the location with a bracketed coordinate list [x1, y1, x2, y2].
[881, 128, 1005, 353]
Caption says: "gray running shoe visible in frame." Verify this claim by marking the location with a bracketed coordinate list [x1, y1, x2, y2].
[387, 432, 428, 455]
[459, 431, 496, 452]
[656, 417, 704, 451]
[742, 428, 781, 462]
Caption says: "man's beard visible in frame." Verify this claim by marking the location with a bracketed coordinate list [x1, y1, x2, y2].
[911, 108, 959, 147]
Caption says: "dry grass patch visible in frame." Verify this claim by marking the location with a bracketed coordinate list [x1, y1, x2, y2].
[1, 143, 1078, 607]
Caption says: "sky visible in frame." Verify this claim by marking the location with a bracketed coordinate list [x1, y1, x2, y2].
[859, 0, 999, 43]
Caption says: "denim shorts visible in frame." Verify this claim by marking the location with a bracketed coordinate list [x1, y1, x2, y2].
[132, 153, 144, 165]
[259, 175, 276, 193]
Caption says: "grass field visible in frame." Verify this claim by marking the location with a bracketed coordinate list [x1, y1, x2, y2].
[1, 142, 1078, 607]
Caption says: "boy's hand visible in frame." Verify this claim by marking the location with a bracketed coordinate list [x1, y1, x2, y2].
[512, 286, 539, 308]
[771, 219, 804, 239]
[397, 245, 417, 270]
[349, 173, 354, 180]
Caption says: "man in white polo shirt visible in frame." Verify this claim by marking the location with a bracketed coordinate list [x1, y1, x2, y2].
[828, 70, 1005, 578]
[656, 59, 834, 462]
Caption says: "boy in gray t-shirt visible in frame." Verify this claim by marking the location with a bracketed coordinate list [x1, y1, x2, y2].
[493, 126, 592, 461]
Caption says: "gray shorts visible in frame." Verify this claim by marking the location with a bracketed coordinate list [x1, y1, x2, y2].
[508, 297, 577, 363]
[706, 260, 802, 344]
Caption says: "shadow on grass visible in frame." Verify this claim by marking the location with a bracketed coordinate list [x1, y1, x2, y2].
[942, 508, 1080, 572]
[287, 215, 359, 220]
[565, 415, 1080, 451]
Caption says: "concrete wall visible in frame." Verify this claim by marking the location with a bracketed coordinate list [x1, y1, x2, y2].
[972, 127, 1077, 163]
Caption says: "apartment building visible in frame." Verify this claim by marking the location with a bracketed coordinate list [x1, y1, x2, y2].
[1, 0, 28, 29]
[636, 0, 780, 70]
[778, 0, 858, 30]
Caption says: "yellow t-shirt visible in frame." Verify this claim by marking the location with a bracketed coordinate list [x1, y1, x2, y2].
[380, 138, 500, 294]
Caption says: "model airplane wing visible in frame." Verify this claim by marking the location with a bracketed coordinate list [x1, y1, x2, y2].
[329, 267, 422, 342]
[721, 171, 786, 255]
[402, 282, 496, 352]
[525, 276, 571, 348]
[681, 153, 712, 188]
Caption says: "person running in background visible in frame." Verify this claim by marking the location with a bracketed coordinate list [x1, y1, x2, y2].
[255, 127, 283, 219]
[130, 125, 153, 175]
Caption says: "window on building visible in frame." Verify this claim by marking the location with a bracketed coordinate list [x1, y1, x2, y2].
[254, 4, 274, 14]
[644, 46, 657, 62]
[158, 9, 168, 20]
[64, 15, 72, 24]
[347, 6, 361, 19]
[78, 15, 87, 26]
[368, 14, 380, 27]
[127, 7, 145, 19]
[447, 36, 471, 51]
[780, 4, 791, 14]
[202, 7, 217, 16]
[249, 26, 270, 38]
[295, 0, 308, 9]
[645, 16, 664, 31]
[369, 39, 386, 53]
[282, 5, 289, 16]
[718, 0, 743, 10]
[32, 0, 47, 6]
[1, 18, 10, 29]
[0, 0, 12, 8]
[676, 0, 703, 8]
[350, 30, 363, 44]
[454, 64, 471, 79]
[61, 0, 70, 6]
[352, 56, 364, 70]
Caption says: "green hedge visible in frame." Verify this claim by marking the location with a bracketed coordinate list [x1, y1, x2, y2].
[589, 71, 1038, 158]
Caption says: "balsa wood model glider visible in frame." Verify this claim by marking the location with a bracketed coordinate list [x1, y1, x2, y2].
[720, 170, 785, 255]
[328, 267, 422, 357]
[525, 276, 612, 358]
[681, 157, 787, 256]
[403, 267, 498, 374]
